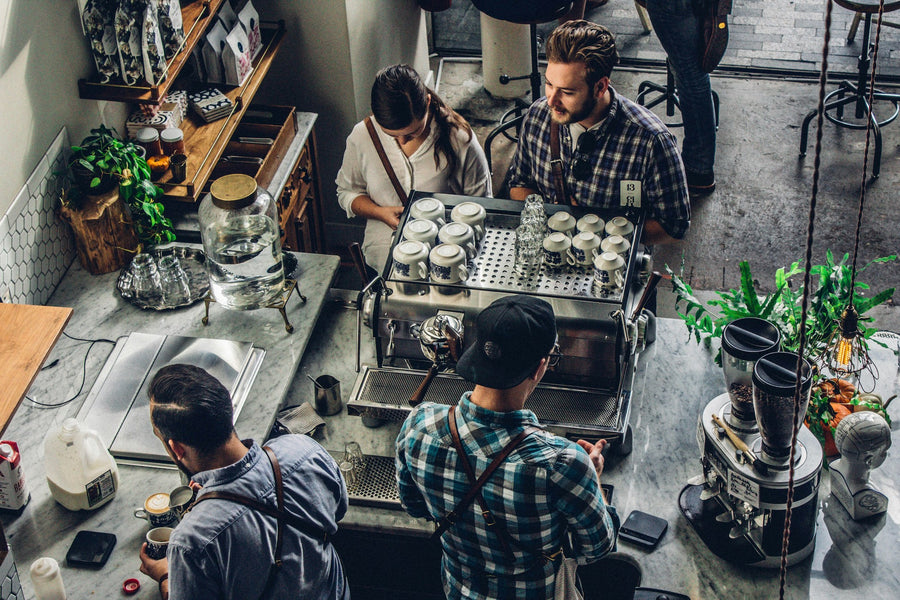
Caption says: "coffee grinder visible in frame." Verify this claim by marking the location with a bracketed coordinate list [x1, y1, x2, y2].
[681, 319, 824, 567]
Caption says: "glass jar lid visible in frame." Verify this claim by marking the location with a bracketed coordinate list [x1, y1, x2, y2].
[135, 127, 160, 142]
[210, 174, 258, 209]
[722, 317, 781, 361]
[160, 128, 184, 143]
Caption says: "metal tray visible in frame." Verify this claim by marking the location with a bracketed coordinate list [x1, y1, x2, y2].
[117, 246, 209, 310]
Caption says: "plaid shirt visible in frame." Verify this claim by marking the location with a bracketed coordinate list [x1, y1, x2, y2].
[396, 393, 618, 600]
[507, 87, 691, 239]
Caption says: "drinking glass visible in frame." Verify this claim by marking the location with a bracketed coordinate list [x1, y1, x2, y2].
[131, 253, 161, 301]
[158, 255, 191, 306]
[515, 224, 543, 278]
[339, 461, 358, 492]
[343, 441, 367, 473]
[520, 194, 547, 236]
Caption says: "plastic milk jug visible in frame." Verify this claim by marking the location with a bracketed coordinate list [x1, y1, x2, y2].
[0, 441, 30, 510]
[44, 418, 119, 511]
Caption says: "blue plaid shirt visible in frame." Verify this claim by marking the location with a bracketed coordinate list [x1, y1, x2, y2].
[507, 87, 691, 239]
[396, 393, 618, 599]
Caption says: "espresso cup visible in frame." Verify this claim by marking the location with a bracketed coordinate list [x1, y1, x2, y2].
[567, 231, 602, 267]
[542, 232, 572, 269]
[547, 211, 576, 237]
[409, 197, 446, 228]
[429, 243, 468, 284]
[605, 216, 634, 241]
[402, 218, 439, 249]
[450, 201, 487, 242]
[438, 222, 477, 260]
[593, 251, 626, 292]
[168, 485, 196, 521]
[576, 213, 605, 236]
[134, 492, 178, 528]
[600, 234, 631, 260]
[392, 240, 430, 281]
[145, 527, 174, 560]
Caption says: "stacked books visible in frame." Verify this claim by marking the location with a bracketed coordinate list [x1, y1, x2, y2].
[188, 88, 234, 123]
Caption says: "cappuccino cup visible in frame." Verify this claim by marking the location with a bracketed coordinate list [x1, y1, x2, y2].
[450, 201, 486, 242]
[576, 213, 605, 236]
[600, 234, 631, 260]
[438, 222, 477, 260]
[402, 218, 439, 249]
[604, 216, 634, 241]
[392, 240, 430, 281]
[593, 251, 626, 292]
[429, 243, 469, 284]
[547, 211, 576, 237]
[134, 492, 178, 528]
[145, 527, 174, 560]
[567, 231, 601, 267]
[409, 197, 446, 229]
[542, 232, 572, 269]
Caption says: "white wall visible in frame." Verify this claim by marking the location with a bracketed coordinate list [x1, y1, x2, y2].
[0, 0, 126, 217]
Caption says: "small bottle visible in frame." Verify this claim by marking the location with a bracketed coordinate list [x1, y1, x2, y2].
[0, 441, 30, 510]
[135, 127, 163, 157]
[30, 557, 66, 600]
[160, 128, 185, 156]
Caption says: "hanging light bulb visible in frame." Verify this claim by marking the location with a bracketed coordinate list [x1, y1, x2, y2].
[822, 304, 877, 386]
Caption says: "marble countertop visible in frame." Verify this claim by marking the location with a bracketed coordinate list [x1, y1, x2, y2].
[0, 250, 339, 599]
[295, 305, 900, 599]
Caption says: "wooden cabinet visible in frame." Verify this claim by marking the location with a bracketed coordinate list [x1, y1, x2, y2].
[279, 130, 325, 253]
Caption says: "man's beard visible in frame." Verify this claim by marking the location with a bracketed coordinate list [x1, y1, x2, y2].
[550, 94, 597, 125]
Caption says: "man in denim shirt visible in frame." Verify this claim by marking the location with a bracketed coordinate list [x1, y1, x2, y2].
[396, 296, 618, 599]
[138, 364, 349, 599]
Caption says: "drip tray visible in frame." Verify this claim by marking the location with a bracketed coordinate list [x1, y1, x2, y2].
[346, 366, 627, 441]
[329, 452, 401, 509]
[77, 332, 265, 466]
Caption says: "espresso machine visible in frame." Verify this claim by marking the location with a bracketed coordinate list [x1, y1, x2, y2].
[681, 318, 824, 567]
[347, 193, 654, 467]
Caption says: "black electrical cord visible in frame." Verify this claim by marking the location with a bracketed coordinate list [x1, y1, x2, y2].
[25, 332, 116, 409]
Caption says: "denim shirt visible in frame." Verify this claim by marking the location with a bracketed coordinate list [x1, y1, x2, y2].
[167, 436, 349, 600]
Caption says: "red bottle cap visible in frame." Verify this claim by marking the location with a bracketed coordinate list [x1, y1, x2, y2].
[123, 578, 141, 594]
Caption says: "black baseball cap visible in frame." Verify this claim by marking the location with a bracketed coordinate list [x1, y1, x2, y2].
[456, 295, 557, 389]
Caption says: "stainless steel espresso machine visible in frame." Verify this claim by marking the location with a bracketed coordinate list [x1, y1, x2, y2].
[681, 318, 824, 567]
[347, 193, 655, 472]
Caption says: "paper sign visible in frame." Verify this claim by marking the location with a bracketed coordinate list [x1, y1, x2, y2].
[620, 180, 641, 208]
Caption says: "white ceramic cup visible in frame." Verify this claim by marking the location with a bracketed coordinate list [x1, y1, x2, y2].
[392, 240, 429, 281]
[547, 211, 576, 237]
[409, 197, 446, 229]
[134, 492, 177, 528]
[600, 234, 631, 260]
[450, 201, 486, 242]
[145, 526, 174, 560]
[402, 218, 439, 249]
[576, 213, 605, 236]
[604, 216, 634, 241]
[542, 232, 572, 269]
[438, 222, 477, 260]
[593, 251, 626, 292]
[429, 243, 469, 283]
[567, 231, 602, 267]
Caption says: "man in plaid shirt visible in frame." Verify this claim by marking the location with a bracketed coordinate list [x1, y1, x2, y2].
[395, 296, 618, 599]
[507, 20, 691, 245]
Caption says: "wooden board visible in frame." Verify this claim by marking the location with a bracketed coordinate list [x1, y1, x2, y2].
[0, 304, 72, 436]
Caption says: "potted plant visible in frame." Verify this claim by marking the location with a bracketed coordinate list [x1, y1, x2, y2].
[666, 251, 896, 453]
[59, 125, 176, 274]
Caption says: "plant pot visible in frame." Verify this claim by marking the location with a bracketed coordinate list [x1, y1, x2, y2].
[59, 188, 139, 274]
[70, 163, 117, 196]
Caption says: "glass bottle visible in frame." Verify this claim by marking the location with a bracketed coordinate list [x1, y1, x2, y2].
[199, 174, 284, 310]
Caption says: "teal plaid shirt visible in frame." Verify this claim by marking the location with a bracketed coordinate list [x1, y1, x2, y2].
[396, 393, 618, 599]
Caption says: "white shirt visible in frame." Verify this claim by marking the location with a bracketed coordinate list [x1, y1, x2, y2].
[336, 116, 492, 271]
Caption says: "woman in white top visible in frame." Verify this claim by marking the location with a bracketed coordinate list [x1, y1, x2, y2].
[336, 64, 492, 272]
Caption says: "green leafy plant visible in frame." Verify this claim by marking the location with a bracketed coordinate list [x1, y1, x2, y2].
[61, 125, 175, 246]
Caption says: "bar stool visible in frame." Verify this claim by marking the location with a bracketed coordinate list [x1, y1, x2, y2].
[475, 1, 573, 171]
[799, 0, 900, 178]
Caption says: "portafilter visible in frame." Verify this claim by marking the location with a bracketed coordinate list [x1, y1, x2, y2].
[409, 314, 463, 406]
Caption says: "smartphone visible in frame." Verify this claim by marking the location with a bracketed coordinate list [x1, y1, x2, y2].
[618, 510, 668, 549]
[66, 530, 116, 568]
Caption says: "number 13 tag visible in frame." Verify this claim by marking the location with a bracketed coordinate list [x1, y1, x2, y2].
[620, 180, 641, 208]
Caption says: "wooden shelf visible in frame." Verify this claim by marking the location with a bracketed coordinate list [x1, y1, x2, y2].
[158, 22, 286, 203]
[78, 0, 225, 103]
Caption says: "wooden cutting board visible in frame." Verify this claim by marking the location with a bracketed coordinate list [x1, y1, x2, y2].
[0, 303, 72, 436]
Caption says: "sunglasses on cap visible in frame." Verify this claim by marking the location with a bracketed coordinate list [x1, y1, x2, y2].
[571, 133, 597, 181]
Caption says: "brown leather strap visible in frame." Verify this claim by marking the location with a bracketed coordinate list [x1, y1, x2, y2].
[549, 122, 568, 205]
[264, 447, 285, 570]
[364, 116, 409, 205]
[430, 405, 530, 559]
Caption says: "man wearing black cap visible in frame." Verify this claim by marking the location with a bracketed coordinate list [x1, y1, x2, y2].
[395, 295, 618, 599]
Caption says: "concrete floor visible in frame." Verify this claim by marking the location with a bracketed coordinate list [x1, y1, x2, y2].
[432, 55, 900, 333]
